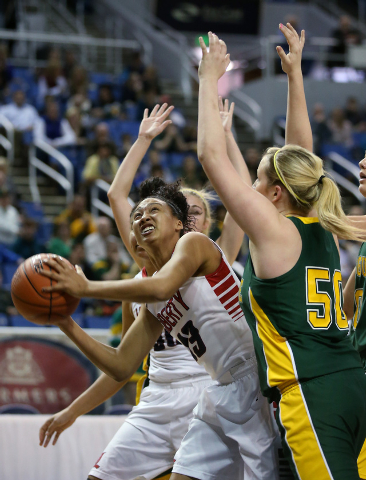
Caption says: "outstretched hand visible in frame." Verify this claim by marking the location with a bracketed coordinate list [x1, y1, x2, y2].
[40, 256, 89, 297]
[39, 408, 77, 447]
[138, 103, 174, 141]
[276, 22, 305, 75]
[219, 96, 235, 133]
[198, 32, 231, 81]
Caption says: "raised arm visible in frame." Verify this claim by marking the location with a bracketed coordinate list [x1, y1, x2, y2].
[197, 33, 285, 245]
[108, 104, 174, 266]
[39, 301, 138, 447]
[277, 23, 312, 151]
[215, 97, 249, 264]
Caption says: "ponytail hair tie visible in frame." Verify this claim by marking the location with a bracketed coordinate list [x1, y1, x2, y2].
[318, 175, 326, 185]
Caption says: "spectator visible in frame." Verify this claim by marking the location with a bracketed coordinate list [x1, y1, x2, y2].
[82, 142, 119, 186]
[121, 72, 143, 104]
[34, 99, 76, 148]
[117, 133, 133, 158]
[47, 220, 72, 258]
[180, 155, 203, 190]
[142, 65, 161, 95]
[0, 188, 20, 246]
[136, 88, 159, 121]
[92, 239, 129, 281]
[328, 15, 362, 68]
[87, 122, 116, 157]
[11, 217, 44, 259]
[0, 271, 17, 315]
[0, 44, 12, 101]
[344, 97, 364, 127]
[37, 60, 68, 109]
[0, 89, 39, 132]
[68, 241, 95, 280]
[0, 157, 17, 204]
[154, 123, 193, 153]
[54, 194, 97, 241]
[68, 66, 88, 96]
[311, 103, 332, 156]
[63, 49, 78, 81]
[66, 92, 92, 128]
[244, 146, 261, 183]
[327, 107, 353, 147]
[84, 216, 130, 265]
[92, 84, 120, 120]
[65, 107, 87, 146]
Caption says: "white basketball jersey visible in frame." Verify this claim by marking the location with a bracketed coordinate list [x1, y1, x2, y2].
[146, 242, 255, 381]
[131, 269, 208, 384]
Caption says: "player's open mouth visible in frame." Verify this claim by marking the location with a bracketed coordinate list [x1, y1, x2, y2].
[141, 225, 155, 236]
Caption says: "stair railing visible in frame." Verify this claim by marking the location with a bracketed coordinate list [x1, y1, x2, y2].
[29, 139, 74, 205]
[91, 179, 135, 219]
[0, 114, 14, 164]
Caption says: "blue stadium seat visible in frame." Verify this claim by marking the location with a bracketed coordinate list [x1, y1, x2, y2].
[168, 152, 187, 170]
[84, 316, 111, 329]
[20, 201, 44, 221]
[321, 143, 352, 161]
[0, 314, 9, 327]
[10, 316, 43, 327]
[90, 73, 115, 85]
[0, 404, 40, 414]
[103, 404, 133, 415]
[37, 221, 53, 245]
[2, 263, 18, 287]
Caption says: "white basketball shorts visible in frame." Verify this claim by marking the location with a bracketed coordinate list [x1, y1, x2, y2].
[88, 375, 212, 480]
[172, 356, 280, 480]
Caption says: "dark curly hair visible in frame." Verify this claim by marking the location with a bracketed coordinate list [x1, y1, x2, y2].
[131, 177, 195, 235]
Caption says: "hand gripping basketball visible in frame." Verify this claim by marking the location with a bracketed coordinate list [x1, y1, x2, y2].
[11, 254, 81, 325]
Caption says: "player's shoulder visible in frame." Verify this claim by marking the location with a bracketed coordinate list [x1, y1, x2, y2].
[177, 231, 213, 248]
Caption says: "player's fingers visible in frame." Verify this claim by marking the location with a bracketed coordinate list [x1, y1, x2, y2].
[150, 104, 160, 117]
[229, 101, 235, 116]
[300, 29, 305, 46]
[143, 108, 148, 119]
[156, 103, 168, 117]
[42, 284, 63, 293]
[219, 39, 227, 56]
[160, 120, 172, 131]
[225, 53, 230, 69]
[39, 269, 59, 280]
[160, 105, 174, 121]
[279, 23, 291, 41]
[224, 98, 229, 113]
[218, 96, 224, 111]
[39, 419, 53, 445]
[199, 36, 207, 55]
[53, 431, 62, 445]
[287, 22, 298, 38]
[276, 46, 287, 62]
[45, 256, 66, 270]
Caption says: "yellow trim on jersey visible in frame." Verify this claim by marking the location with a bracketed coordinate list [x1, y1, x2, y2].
[358, 438, 366, 478]
[286, 216, 319, 224]
[280, 384, 333, 479]
[135, 355, 149, 405]
[249, 290, 297, 392]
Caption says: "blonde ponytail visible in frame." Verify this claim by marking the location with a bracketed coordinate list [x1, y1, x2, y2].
[264, 145, 365, 241]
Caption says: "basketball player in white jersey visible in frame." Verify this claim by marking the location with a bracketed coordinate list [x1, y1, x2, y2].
[39, 102, 249, 480]
[40, 177, 279, 480]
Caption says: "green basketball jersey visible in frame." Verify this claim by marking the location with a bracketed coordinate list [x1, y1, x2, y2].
[350, 242, 366, 371]
[240, 216, 362, 402]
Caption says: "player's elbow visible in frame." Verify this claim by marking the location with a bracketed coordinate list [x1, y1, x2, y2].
[109, 365, 130, 383]
[153, 283, 173, 302]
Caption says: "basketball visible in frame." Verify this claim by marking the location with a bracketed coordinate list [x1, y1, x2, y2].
[11, 253, 80, 325]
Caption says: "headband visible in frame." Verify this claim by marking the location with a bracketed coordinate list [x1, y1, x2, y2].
[273, 149, 309, 206]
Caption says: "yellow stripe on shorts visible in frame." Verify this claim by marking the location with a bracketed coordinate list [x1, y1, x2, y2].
[135, 355, 149, 405]
[358, 438, 366, 479]
[279, 384, 333, 479]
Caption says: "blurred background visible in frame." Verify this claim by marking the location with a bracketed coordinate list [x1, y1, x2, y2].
[0, 0, 366, 477]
